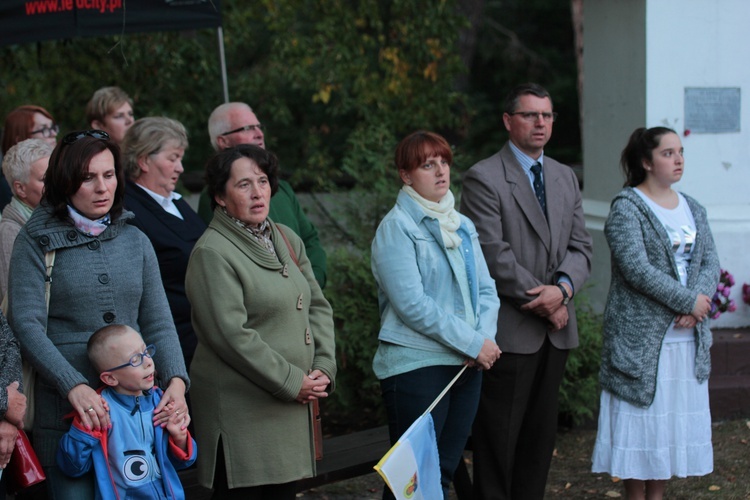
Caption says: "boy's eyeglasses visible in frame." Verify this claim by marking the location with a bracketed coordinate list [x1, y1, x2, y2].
[104, 345, 156, 372]
[62, 129, 110, 144]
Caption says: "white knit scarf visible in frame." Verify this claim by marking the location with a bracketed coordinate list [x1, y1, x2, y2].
[402, 185, 462, 248]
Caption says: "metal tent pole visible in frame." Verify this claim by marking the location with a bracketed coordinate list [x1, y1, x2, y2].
[217, 26, 229, 102]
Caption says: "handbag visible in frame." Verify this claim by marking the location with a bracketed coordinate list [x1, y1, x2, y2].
[6, 429, 46, 492]
[0, 251, 56, 430]
[277, 226, 324, 461]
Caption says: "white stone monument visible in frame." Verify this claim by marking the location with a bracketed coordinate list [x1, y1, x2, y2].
[583, 0, 750, 327]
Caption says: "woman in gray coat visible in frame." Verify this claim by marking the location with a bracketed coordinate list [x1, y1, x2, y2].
[591, 127, 720, 500]
[7, 130, 189, 499]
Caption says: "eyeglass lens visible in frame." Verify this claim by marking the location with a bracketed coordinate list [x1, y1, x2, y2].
[30, 124, 59, 138]
[513, 112, 557, 122]
[222, 124, 263, 136]
[128, 345, 156, 367]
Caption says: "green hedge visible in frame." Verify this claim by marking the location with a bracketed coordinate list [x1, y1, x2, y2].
[559, 295, 603, 427]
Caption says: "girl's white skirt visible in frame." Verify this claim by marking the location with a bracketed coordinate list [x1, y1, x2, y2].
[591, 340, 713, 480]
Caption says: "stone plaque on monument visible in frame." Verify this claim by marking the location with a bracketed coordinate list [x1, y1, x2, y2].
[684, 87, 741, 133]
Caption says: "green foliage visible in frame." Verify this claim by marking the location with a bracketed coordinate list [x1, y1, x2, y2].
[0, 30, 222, 172]
[324, 246, 384, 428]
[0, 0, 582, 178]
[559, 294, 603, 427]
[222, 0, 469, 190]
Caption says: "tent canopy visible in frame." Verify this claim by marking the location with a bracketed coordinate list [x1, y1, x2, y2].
[0, 0, 222, 46]
[0, 0, 227, 101]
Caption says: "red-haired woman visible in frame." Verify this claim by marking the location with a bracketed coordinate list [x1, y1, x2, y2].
[371, 130, 501, 499]
[1, 105, 59, 210]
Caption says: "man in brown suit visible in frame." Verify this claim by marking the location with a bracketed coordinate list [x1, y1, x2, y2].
[461, 83, 593, 500]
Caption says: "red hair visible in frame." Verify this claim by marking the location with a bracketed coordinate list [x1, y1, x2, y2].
[394, 131, 452, 173]
[2, 105, 55, 155]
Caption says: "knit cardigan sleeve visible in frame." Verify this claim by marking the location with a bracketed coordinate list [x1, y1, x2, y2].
[604, 194, 698, 314]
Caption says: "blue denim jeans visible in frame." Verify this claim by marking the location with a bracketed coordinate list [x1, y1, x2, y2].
[380, 365, 481, 500]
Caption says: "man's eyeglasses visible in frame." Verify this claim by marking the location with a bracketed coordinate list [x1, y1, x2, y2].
[29, 124, 60, 138]
[509, 111, 558, 123]
[104, 345, 156, 372]
[221, 124, 263, 136]
[62, 130, 110, 145]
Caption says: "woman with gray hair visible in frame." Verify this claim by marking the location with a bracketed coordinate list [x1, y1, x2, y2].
[122, 117, 206, 369]
[0, 138, 54, 302]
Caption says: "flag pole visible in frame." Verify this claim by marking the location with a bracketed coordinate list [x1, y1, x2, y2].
[423, 365, 469, 416]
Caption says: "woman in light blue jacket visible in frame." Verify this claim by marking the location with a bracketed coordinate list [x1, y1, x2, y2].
[371, 130, 501, 499]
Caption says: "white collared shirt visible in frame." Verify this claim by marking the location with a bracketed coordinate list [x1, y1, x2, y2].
[508, 140, 545, 190]
[136, 183, 184, 220]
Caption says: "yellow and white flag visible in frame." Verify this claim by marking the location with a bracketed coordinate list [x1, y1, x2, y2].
[374, 412, 442, 500]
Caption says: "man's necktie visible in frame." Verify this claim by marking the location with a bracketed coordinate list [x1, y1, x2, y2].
[531, 162, 547, 217]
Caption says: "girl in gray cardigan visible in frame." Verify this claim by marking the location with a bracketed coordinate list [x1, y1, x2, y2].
[7, 131, 189, 500]
[591, 127, 720, 500]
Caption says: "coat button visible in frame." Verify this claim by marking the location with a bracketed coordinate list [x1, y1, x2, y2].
[103, 312, 115, 323]
[88, 240, 101, 250]
[67, 231, 78, 241]
[98, 274, 110, 284]
[39, 236, 50, 246]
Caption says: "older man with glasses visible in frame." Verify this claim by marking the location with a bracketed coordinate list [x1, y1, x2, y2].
[197, 102, 327, 288]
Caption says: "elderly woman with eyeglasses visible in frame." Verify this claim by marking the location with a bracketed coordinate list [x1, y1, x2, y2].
[6, 130, 189, 499]
[1, 105, 59, 211]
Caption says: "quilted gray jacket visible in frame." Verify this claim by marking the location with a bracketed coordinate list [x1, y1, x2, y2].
[600, 188, 720, 408]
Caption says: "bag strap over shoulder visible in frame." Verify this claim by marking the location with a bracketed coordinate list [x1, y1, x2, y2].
[44, 250, 55, 311]
[277, 225, 300, 269]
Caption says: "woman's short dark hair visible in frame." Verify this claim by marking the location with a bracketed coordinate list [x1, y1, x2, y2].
[503, 83, 553, 115]
[205, 144, 280, 211]
[620, 126, 676, 187]
[395, 131, 453, 173]
[44, 133, 125, 221]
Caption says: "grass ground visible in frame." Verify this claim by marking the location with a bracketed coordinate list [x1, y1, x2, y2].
[299, 418, 750, 499]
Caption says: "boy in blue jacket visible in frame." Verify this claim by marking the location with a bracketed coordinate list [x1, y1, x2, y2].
[57, 324, 196, 499]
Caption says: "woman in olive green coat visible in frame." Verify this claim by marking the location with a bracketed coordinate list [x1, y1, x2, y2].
[186, 145, 336, 499]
